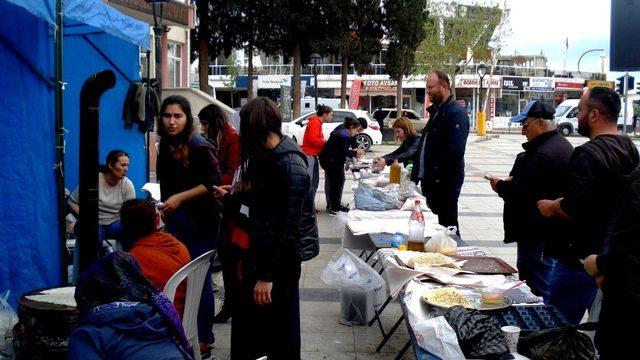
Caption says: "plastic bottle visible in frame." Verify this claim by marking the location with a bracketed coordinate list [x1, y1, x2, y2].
[391, 232, 407, 251]
[408, 199, 425, 251]
[389, 160, 402, 184]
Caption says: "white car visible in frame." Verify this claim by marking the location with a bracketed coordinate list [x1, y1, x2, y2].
[281, 109, 382, 151]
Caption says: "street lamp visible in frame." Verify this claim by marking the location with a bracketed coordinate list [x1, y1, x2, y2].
[148, 0, 168, 97]
[310, 53, 322, 109]
[577, 48, 604, 80]
[476, 62, 488, 136]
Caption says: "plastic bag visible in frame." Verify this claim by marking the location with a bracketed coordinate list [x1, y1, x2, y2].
[400, 197, 428, 211]
[518, 323, 596, 360]
[0, 290, 17, 358]
[424, 227, 458, 255]
[353, 182, 397, 211]
[321, 249, 387, 324]
[414, 316, 465, 359]
[444, 306, 514, 360]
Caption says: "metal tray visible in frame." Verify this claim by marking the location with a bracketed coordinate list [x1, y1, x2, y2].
[454, 256, 518, 274]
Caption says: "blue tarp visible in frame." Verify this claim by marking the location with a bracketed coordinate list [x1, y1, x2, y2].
[4, 0, 150, 49]
[0, 0, 148, 307]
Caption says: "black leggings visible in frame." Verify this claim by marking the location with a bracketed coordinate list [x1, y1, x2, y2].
[324, 166, 346, 211]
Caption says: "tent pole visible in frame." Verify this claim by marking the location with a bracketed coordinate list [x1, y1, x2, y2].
[54, 0, 68, 285]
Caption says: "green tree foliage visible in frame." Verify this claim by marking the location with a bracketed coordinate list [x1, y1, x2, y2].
[416, 1, 504, 97]
[318, 0, 384, 107]
[383, 0, 429, 114]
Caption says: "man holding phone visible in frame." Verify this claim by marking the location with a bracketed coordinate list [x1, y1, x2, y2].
[486, 100, 573, 300]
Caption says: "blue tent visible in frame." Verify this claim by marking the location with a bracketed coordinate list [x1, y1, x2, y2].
[0, 0, 149, 307]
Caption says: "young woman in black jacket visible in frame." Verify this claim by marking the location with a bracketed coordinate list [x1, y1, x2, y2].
[319, 117, 366, 215]
[373, 116, 422, 174]
[214, 97, 318, 360]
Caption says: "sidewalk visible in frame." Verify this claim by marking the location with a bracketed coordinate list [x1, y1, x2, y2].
[211, 135, 552, 359]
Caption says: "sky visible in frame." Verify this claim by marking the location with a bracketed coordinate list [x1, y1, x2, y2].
[499, 0, 639, 83]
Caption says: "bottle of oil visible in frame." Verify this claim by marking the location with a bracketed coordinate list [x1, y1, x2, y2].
[389, 160, 401, 184]
[408, 199, 425, 251]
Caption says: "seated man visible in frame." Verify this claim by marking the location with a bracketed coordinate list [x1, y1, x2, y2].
[120, 199, 191, 316]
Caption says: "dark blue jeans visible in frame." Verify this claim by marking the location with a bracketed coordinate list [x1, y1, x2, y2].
[516, 242, 555, 300]
[165, 209, 216, 344]
[547, 257, 598, 325]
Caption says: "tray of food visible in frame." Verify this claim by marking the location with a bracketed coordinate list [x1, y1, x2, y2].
[453, 256, 518, 274]
[421, 287, 513, 311]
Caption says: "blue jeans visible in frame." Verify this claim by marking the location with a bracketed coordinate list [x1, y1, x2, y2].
[516, 242, 555, 300]
[546, 258, 598, 325]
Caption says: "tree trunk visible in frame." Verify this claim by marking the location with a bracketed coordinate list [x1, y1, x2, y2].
[292, 43, 302, 118]
[450, 74, 457, 99]
[197, 0, 212, 95]
[396, 76, 403, 116]
[247, 42, 254, 101]
[340, 54, 349, 108]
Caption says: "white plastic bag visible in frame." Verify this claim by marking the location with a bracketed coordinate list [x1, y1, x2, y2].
[321, 249, 387, 324]
[424, 227, 458, 255]
[354, 182, 397, 211]
[0, 290, 17, 358]
[414, 316, 465, 359]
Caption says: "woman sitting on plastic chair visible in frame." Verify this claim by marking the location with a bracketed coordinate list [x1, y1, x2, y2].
[120, 199, 191, 317]
[68, 252, 192, 360]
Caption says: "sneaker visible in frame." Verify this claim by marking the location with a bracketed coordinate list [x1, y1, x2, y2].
[338, 205, 350, 213]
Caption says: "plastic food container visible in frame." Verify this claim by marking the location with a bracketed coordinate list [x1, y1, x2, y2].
[481, 287, 504, 305]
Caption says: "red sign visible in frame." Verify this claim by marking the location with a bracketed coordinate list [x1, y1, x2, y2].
[555, 81, 584, 90]
[349, 80, 362, 109]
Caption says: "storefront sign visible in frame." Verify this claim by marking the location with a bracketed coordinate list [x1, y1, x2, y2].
[555, 81, 584, 91]
[280, 85, 292, 122]
[587, 80, 615, 89]
[257, 75, 291, 89]
[362, 80, 397, 91]
[502, 76, 529, 91]
[454, 74, 501, 89]
[528, 77, 555, 92]
[349, 80, 362, 109]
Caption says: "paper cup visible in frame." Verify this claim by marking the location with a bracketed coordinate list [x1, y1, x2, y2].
[501, 325, 521, 353]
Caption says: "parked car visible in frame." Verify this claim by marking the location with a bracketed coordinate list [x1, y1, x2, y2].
[554, 97, 636, 136]
[371, 108, 428, 131]
[281, 109, 382, 151]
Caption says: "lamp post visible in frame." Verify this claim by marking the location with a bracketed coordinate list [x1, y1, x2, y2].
[310, 53, 321, 109]
[476, 63, 488, 136]
[149, 0, 168, 97]
[577, 48, 604, 80]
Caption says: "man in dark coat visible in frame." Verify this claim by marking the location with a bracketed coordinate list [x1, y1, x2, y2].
[487, 100, 574, 299]
[412, 70, 470, 235]
[538, 86, 639, 324]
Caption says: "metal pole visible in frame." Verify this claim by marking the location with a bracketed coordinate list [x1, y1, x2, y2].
[54, 0, 67, 284]
[152, 1, 163, 98]
[624, 72, 629, 134]
[314, 60, 318, 109]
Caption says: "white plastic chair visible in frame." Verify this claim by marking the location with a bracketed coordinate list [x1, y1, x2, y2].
[163, 249, 216, 360]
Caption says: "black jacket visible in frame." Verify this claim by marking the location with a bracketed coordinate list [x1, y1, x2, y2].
[558, 135, 639, 259]
[412, 95, 469, 187]
[496, 131, 574, 245]
[319, 124, 356, 171]
[382, 133, 422, 167]
[595, 166, 640, 358]
[248, 136, 319, 281]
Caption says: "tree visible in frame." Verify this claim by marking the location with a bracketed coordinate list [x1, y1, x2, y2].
[271, 0, 327, 117]
[383, 0, 428, 115]
[191, 0, 239, 95]
[318, 0, 384, 108]
[415, 1, 506, 99]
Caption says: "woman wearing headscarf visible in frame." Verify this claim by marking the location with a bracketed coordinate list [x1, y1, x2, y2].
[68, 252, 192, 360]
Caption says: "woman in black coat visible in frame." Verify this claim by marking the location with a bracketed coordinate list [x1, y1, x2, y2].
[214, 97, 318, 360]
[373, 116, 422, 173]
[319, 117, 366, 214]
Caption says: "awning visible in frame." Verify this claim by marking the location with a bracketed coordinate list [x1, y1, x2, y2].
[5, 0, 150, 49]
